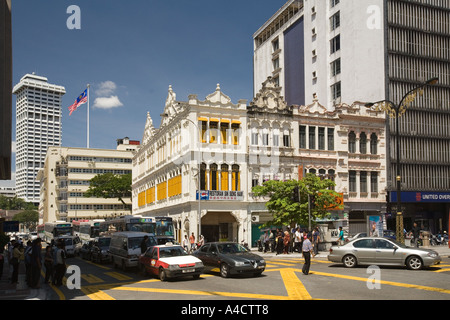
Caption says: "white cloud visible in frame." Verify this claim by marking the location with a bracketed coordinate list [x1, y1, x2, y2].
[93, 96, 124, 109]
[95, 81, 117, 96]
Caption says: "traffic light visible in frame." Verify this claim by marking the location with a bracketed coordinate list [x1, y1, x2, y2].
[292, 185, 300, 202]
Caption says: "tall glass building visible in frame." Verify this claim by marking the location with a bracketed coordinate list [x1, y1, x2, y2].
[13, 73, 66, 204]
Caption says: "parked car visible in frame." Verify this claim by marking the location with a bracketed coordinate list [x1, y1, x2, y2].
[193, 242, 266, 278]
[328, 237, 441, 270]
[55, 235, 82, 257]
[80, 241, 94, 260]
[91, 237, 112, 263]
[139, 243, 204, 281]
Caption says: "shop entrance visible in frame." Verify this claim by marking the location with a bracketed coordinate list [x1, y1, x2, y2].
[201, 212, 237, 243]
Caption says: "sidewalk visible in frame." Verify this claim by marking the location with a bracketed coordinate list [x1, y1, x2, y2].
[0, 259, 48, 300]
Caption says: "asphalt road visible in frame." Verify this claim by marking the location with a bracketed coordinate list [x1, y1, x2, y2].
[43, 251, 450, 302]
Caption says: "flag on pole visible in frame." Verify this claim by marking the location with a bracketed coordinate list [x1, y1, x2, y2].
[68, 89, 88, 116]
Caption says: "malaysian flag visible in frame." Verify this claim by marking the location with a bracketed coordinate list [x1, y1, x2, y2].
[68, 89, 88, 116]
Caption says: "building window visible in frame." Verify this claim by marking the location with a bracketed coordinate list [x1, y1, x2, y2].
[283, 132, 290, 147]
[318, 127, 325, 150]
[299, 125, 306, 148]
[309, 126, 316, 149]
[273, 133, 279, 147]
[210, 164, 218, 191]
[328, 128, 335, 151]
[331, 81, 341, 100]
[232, 165, 240, 191]
[349, 171, 356, 192]
[371, 172, 378, 193]
[330, 35, 340, 54]
[209, 121, 218, 143]
[331, 58, 341, 77]
[220, 122, 229, 144]
[360, 132, 367, 154]
[251, 131, 259, 145]
[348, 131, 356, 153]
[200, 163, 207, 190]
[272, 38, 279, 52]
[331, 0, 340, 8]
[200, 121, 207, 143]
[262, 132, 269, 146]
[273, 58, 280, 70]
[231, 123, 240, 145]
[221, 164, 229, 191]
[330, 11, 340, 31]
[370, 133, 378, 155]
[360, 171, 367, 193]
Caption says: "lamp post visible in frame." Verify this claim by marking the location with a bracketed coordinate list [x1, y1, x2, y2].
[161, 113, 202, 238]
[365, 77, 438, 243]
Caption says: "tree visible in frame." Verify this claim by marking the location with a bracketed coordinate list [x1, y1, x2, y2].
[13, 210, 39, 232]
[84, 173, 132, 211]
[251, 173, 343, 229]
[0, 195, 36, 210]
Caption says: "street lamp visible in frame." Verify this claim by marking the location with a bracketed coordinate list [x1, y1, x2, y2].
[365, 77, 438, 243]
[161, 113, 203, 239]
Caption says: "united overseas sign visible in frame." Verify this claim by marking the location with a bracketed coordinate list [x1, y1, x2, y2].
[390, 191, 450, 203]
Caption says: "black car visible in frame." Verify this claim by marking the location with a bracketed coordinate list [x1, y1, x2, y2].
[80, 241, 94, 260]
[193, 242, 266, 278]
[90, 237, 112, 263]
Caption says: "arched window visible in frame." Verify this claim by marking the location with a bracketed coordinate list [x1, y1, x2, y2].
[348, 131, 356, 153]
[221, 164, 229, 191]
[360, 132, 367, 154]
[200, 163, 206, 190]
[210, 164, 218, 191]
[232, 165, 240, 191]
[370, 133, 378, 155]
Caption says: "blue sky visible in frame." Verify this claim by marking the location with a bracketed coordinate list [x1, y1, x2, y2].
[2, 0, 286, 187]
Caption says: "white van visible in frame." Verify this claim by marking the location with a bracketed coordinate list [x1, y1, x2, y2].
[55, 235, 82, 257]
[109, 232, 156, 270]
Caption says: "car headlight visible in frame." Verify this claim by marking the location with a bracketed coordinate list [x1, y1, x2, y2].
[428, 252, 439, 258]
[101, 250, 107, 255]
[259, 260, 265, 264]
[235, 261, 245, 266]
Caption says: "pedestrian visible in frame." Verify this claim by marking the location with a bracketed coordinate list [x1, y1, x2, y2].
[30, 238, 42, 289]
[189, 232, 196, 252]
[44, 246, 54, 284]
[11, 242, 23, 284]
[294, 227, 302, 253]
[198, 235, 205, 248]
[411, 222, 421, 247]
[263, 231, 269, 253]
[302, 234, 314, 275]
[54, 241, 67, 287]
[283, 231, 290, 254]
[182, 235, 189, 252]
[24, 240, 33, 285]
[140, 235, 149, 254]
[338, 226, 345, 246]
[276, 231, 283, 255]
[312, 227, 320, 256]
[0, 246, 4, 280]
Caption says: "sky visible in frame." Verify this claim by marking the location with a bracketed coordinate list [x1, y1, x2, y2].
[2, 0, 287, 188]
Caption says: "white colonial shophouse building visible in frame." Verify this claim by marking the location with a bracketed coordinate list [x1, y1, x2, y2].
[133, 79, 387, 246]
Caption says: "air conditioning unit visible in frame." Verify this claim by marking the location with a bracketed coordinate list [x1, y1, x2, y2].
[251, 216, 260, 222]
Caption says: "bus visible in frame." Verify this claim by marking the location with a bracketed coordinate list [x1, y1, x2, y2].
[37, 224, 45, 240]
[99, 215, 156, 236]
[44, 221, 73, 243]
[73, 220, 90, 237]
[79, 219, 105, 242]
[155, 216, 174, 237]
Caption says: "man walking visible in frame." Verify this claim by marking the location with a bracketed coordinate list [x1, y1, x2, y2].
[411, 222, 421, 248]
[189, 232, 196, 252]
[312, 227, 320, 256]
[302, 235, 313, 275]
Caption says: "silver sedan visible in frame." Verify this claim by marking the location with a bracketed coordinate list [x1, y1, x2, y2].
[328, 237, 441, 270]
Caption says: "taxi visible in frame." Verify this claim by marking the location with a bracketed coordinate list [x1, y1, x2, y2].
[139, 243, 204, 281]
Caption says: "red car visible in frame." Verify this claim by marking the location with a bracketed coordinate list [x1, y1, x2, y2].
[139, 244, 204, 281]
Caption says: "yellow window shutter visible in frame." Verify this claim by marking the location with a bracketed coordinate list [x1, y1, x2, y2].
[221, 171, 228, 191]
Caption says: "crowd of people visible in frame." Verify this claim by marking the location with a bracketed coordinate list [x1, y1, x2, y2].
[259, 227, 321, 257]
[2, 237, 69, 289]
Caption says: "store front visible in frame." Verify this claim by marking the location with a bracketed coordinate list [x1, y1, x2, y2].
[201, 211, 238, 243]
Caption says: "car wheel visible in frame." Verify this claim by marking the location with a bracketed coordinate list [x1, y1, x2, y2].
[159, 268, 168, 281]
[121, 260, 127, 271]
[220, 263, 230, 278]
[342, 254, 357, 268]
[193, 274, 200, 280]
[406, 255, 423, 270]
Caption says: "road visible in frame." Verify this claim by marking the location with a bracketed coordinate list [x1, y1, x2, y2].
[43, 251, 450, 302]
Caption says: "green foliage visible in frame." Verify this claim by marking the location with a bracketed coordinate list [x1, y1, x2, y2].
[0, 195, 36, 210]
[13, 210, 39, 232]
[84, 173, 132, 211]
[252, 174, 343, 229]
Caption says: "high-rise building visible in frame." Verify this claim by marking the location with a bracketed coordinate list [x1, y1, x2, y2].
[254, 0, 450, 233]
[13, 73, 66, 205]
[0, 0, 12, 180]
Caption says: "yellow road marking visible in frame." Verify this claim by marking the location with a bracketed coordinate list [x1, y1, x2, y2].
[433, 268, 450, 273]
[105, 272, 133, 281]
[80, 286, 116, 300]
[81, 274, 104, 284]
[279, 268, 312, 300]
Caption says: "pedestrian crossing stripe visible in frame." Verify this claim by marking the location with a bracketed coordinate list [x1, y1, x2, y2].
[105, 272, 133, 281]
[81, 274, 104, 284]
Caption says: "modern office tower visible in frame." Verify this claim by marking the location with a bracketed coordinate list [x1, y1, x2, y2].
[254, 0, 450, 233]
[0, 0, 12, 180]
[385, 0, 450, 232]
[13, 73, 66, 205]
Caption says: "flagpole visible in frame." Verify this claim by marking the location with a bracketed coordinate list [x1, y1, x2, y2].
[87, 84, 90, 148]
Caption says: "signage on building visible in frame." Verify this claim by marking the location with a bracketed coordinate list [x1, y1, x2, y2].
[196, 190, 244, 201]
[390, 191, 450, 203]
[3, 221, 19, 233]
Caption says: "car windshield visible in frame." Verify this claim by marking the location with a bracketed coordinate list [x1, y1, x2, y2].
[98, 238, 111, 247]
[128, 237, 144, 249]
[217, 243, 249, 254]
[159, 247, 188, 258]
